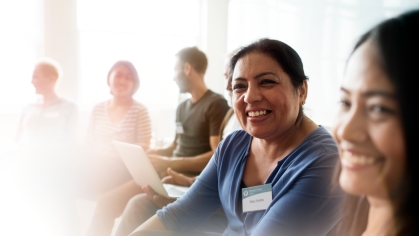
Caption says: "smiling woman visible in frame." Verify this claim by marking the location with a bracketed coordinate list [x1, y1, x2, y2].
[231, 52, 305, 142]
[77, 60, 152, 201]
[332, 9, 419, 236]
[130, 38, 344, 236]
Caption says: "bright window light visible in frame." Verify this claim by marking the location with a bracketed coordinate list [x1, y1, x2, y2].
[77, 0, 202, 146]
[0, 0, 43, 152]
[227, 0, 419, 128]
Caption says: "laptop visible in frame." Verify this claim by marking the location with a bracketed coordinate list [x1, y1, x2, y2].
[112, 140, 189, 199]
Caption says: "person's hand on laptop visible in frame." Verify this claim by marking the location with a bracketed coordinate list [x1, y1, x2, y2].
[148, 154, 172, 176]
[142, 185, 175, 208]
[161, 168, 196, 186]
[142, 168, 197, 208]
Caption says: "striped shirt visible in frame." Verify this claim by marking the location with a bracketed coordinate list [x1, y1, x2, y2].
[87, 100, 152, 159]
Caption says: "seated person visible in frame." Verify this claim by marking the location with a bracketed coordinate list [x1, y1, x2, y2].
[15, 57, 78, 150]
[332, 10, 419, 236]
[13, 57, 79, 236]
[78, 60, 152, 199]
[113, 49, 241, 236]
[131, 39, 344, 236]
[86, 47, 230, 236]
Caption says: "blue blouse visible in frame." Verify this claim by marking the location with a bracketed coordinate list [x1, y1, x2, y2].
[157, 127, 344, 235]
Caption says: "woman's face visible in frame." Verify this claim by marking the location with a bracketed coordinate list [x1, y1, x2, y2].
[109, 64, 135, 98]
[332, 41, 406, 199]
[232, 52, 305, 140]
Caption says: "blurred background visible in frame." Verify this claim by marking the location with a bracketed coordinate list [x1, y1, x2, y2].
[0, 0, 418, 235]
[1, 0, 419, 152]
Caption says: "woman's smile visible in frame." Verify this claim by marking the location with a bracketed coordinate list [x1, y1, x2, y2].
[247, 110, 270, 117]
[340, 150, 384, 170]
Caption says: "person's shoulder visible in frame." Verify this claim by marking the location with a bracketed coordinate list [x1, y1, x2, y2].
[293, 126, 339, 162]
[92, 100, 108, 109]
[303, 126, 337, 149]
[177, 97, 189, 107]
[58, 97, 78, 109]
[132, 100, 148, 111]
[215, 130, 250, 164]
[204, 90, 229, 111]
[206, 90, 227, 101]
[219, 130, 250, 148]
[20, 102, 38, 115]
[89, 101, 108, 116]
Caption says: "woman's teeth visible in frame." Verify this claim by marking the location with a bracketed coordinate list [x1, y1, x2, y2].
[248, 110, 267, 117]
[341, 151, 378, 165]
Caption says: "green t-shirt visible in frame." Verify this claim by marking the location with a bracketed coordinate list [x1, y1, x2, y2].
[173, 90, 229, 157]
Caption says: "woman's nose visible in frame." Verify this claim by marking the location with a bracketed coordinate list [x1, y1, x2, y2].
[336, 107, 368, 143]
[243, 85, 262, 104]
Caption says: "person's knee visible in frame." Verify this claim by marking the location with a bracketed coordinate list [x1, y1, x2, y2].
[115, 194, 160, 236]
[95, 190, 124, 215]
[121, 194, 159, 224]
[125, 194, 155, 215]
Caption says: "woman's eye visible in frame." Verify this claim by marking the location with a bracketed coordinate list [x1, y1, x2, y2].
[233, 84, 246, 90]
[338, 99, 351, 110]
[260, 79, 276, 85]
[369, 105, 395, 115]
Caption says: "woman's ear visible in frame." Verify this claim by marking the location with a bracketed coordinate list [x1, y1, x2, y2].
[299, 80, 308, 104]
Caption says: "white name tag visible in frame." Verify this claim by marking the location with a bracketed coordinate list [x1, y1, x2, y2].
[176, 122, 184, 134]
[242, 183, 272, 212]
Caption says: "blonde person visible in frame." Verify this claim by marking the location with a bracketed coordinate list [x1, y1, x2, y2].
[332, 9, 419, 236]
[15, 57, 77, 149]
[13, 57, 79, 236]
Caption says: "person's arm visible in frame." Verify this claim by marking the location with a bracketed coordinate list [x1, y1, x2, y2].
[161, 168, 196, 186]
[148, 134, 178, 157]
[14, 105, 29, 144]
[132, 215, 166, 233]
[136, 152, 222, 233]
[149, 134, 220, 174]
[136, 105, 152, 151]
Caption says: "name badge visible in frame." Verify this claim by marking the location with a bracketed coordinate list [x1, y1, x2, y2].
[176, 122, 184, 134]
[242, 183, 272, 212]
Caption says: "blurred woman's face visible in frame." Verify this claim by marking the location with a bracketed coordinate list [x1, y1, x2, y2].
[332, 41, 406, 199]
[109, 64, 134, 98]
[32, 66, 56, 95]
[231, 52, 305, 140]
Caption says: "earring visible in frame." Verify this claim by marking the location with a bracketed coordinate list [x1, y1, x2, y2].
[302, 100, 305, 106]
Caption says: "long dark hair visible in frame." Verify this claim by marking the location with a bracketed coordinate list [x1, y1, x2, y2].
[337, 9, 419, 236]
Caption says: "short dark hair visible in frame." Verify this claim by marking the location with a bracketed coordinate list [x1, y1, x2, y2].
[107, 60, 140, 95]
[337, 9, 419, 236]
[175, 46, 208, 74]
[229, 38, 309, 124]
